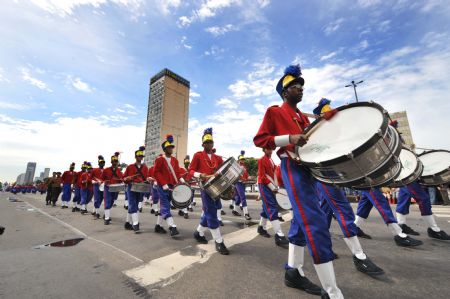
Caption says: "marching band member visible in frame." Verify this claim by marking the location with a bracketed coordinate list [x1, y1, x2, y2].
[50, 172, 62, 207]
[189, 128, 229, 255]
[91, 155, 105, 219]
[356, 187, 423, 247]
[396, 181, 450, 240]
[184, 155, 196, 211]
[80, 162, 94, 214]
[72, 162, 86, 212]
[153, 135, 184, 236]
[101, 152, 123, 225]
[257, 147, 289, 247]
[254, 65, 340, 298]
[44, 174, 54, 205]
[177, 166, 190, 219]
[61, 163, 75, 209]
[123, 146, 149, 233]
[232, 151, 251, 220]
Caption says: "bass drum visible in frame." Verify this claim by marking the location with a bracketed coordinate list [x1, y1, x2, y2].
[275, 188, 291, 210]
[202, 157, 244, 200]
[418, 150, 450, 186]
[219, 186, 236, 201]
[389, 148, 423, 188]
[171, 184, 194, 209]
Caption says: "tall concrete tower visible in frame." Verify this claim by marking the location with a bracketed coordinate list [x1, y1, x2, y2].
[145, 69, 190, 166]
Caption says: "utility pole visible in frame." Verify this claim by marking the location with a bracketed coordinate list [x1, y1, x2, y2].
[345, 80, 364, 102]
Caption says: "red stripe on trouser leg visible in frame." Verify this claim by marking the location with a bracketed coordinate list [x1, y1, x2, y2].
[369, 190, 390, 223]
[321, 183, 351, 238]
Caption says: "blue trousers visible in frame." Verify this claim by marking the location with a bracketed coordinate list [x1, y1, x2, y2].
[93, 184, 104, 209]
[281, 158, 334, 264]
[127, 185, 139, 214]
[357, 188, 397, 224]
[397, 182, 432, 216]
[258, 184, 279, 221]
[315, 182, 358, 238]
[157, 186, 173, 220]
[61, 183, 72, 202]
[234, 182, 247, 207]
[152, 186, 159, 204]
[73, 187, 81, 204]
[199, 191, 220, 229]
[80, 189, 93, 205]
[103, 186, 118, 210]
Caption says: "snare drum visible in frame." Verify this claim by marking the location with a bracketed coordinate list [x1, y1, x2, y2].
[389, 148, 423, 187]
[297, 102, 401, 188]
[99, 183, 105, 192]
[130, 182, 151, 193]
[109, 183, 126, 193]
[418, 150, 450, 186]
[202, 157, 244, 200]
[171, 184, 194, 209]
[275, 188, 291, 210]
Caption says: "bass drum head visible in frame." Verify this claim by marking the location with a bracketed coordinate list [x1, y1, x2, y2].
[276, 188, 292, 210]
[171, 184, 193, 209]
[396, 148, 419, 181]
[298, 102, 386, 164]
[419, 150, 450, 176]
[220, 186, 235, 201]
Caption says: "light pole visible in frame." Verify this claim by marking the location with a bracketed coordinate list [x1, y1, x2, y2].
[175, 134, 181, 160]
[345, 80, 364, 102]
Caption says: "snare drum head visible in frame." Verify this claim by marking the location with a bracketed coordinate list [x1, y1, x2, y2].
[99, 183, 104, 192]
[172, 184, 192, 203]
[396, 149, 419, 181]
[276, 189, 291, 210]
[298, 104, 385, 163]
[419, 150, 450, 176]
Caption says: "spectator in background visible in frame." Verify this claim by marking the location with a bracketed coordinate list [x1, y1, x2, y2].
[428, 187, 437, 205]
[438, 185, 450, 206]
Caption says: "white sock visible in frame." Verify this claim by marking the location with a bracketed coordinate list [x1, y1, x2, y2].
[131, 213, 139, 225]
[104, 209, 110, 220]
[92, 206, 96, 213]
[154, 203, 159, 212]
[183, 208, 188, 214]
[138, 202, 142, 209]
[389, 223, 407, 238]
[423, 215, 441, 232]
[126, 213, 131, 223]
[243, 206, 249, 215]
[197, 224, 207, 237]
[396, 212, 407, 225]
[166, 216, 176, 228]
[343, 236, 366, 260]
[271, 219, 284, 237]
[210, 228, 223, 243]
[314, 262, 343, 299]
[217, 210, 222, 221]
[287, 243, 305, 276]
[233, 205, 239, 212]
[156, 215, 162, 226]
[81, 204, 86, 210]
[354, 215, 364, 227]
[259, 217, 268, 229]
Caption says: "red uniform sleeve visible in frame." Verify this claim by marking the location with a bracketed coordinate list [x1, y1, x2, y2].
[188, 152, 201, 177]
[253, 108, 277, 150]
[257, 158, 270, 185]
[154, 157, 167, 186]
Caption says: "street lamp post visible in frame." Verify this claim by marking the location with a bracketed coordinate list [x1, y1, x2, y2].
[345, 80, 364, 102]
[175, 134, 181, 160]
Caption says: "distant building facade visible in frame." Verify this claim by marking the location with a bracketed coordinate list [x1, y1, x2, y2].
[144, 69, 190, 166]
[16, 173, 25, 185]
[389, 111, 415, 150]
[43, 168, 50, 179]
[24, 162, 36, 185]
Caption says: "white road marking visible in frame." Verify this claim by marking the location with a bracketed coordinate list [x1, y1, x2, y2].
[434, 214, 450, 218]
[23, 200, 144, 263]
[123, 212, 293, 287]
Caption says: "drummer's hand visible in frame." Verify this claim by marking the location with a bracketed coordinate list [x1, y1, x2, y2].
[256, 196, 261, 202]
[162, 184, 169, 191]
[272, 188, 278, 194]
[199, 173, 207, 180]
[146, 177, 153, 183]
[290, 134, 308, 147]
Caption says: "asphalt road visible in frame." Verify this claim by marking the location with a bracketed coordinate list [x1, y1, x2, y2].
[1, 191, 449, 299]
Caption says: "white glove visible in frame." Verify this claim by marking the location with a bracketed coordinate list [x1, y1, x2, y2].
[163, 184, 169, 190]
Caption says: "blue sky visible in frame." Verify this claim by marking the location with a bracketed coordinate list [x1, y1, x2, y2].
[1, 0, 450, 181]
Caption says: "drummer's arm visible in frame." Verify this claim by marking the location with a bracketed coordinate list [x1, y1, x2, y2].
[188, 153, 203, 179]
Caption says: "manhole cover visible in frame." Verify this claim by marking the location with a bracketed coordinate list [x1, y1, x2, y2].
[34, 237, 85, 249]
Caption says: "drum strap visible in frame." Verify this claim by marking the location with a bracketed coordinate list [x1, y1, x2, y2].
[134, 164, 146, 180]
[165, 157, 179, 184]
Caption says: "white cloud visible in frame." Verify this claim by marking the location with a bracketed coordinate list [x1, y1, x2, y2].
[51, 112, 65, 117]
[216, 97, 238, 109]
[189, 91, 200, 104]
[324, 18, 344, 35]
[205, 24, 238, 36]
[0, 101, 27, 110]
[357, 0, 382, 8]
[0, 67, 10, 83]
[180, 36, 192, 50]
[177, 16, 192, 27]
[378, 20, 391, 32]
[320, 51, 337, 61]
[66, 75, 93, 92]
[20, 67, 52, 92]
[378, 46, 418, 64]
[156, 0, 181, 15]
[358, 39, 369, 50]
[204, 45, 225, 57]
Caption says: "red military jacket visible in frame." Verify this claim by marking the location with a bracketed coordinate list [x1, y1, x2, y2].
[75, 171, 85, 188]
[276, 165, 284, 188]
[189, 150, 224, 178]
[61, 170, 75, 185]
[257, 155, 277, 188]
[153, 155, 183, 186]
[239, 164, 249, 182]
[91, 167, 104, 184]
[101, 166, 123, 185]
[253, 102, 310, 158]
[123, 163, 149, 184]
[80, 172, 93, 190]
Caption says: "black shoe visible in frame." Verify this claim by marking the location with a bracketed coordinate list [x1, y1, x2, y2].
[194, 231, 208, 244]
[278, 216, 285, 222]
[353, 255, 384, 275]
[52, 203, 56, 207]
[61, 206, 65, 209]
[184, 213, 189, 219]
[284, 268, 323, 295]
[46, 201, 49, 205]
[321, 291, 330, 299]
[232, 210, 241, 217]
[220, 221, 224, 226]
[123, 205, 128, 210]
[257, 225, 271, 238]
[188, 207, 193, 212]
[170, 206, 176, 210]
[104, 219, 111, 225]
[96, 213, 100, 219]
[91, 211, 96, 216]
[75, 207, 80, 212]
[150, 209, 155, 214]
[400, 224, 420, 236]
[139, 208, 142, 213]
[72, 207, 76, 212]
[113, 203, 117, 207]
[215, 241, 229, 255]
[428, 228, 450, 240]
[229, 204, 234, 210]
[0, 226, 5, 235]
[394, 235, 423, 247]
[124, 222, 133, 230]
[178, 210, 185, 216]
[333, 252, 339, 259]
[240, 206, 243, 211]
[275, 234, 289, 247]
[357, 227, 372, 239]
[132, 223, 140, 233]
[244, 214, 252, 220]
[155, 211, 160, 216]
[221, 210, 226, 216]
[80, 209, 88, 214]
[192, 202, 196, 206]
[169, 226, 179, 237]
[155, 224, 167, 234]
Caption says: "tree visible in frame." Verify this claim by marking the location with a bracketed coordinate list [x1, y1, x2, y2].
[120, 163, 127, 169]
[244, 157, 258, 177]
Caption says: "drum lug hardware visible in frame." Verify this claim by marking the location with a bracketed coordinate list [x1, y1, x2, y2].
[377, 129, 383, 136]
[347, 153, 354, 159]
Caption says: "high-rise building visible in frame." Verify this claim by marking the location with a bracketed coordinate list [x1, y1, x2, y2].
[39, 171, 44, 180]
[24, 162, 36, 185]
[43, 168, 50, 179]
[16, 173, 25, 185]
[145, 69, 190, 166]
[389, 111, 415, 150]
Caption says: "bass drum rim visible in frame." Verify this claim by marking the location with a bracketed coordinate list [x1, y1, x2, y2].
[418, 149, 450, 186]
[275, 188, 292, 211]
[389, 150, 424, 188]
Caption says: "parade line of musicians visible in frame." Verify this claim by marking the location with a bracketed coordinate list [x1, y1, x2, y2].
[7, 64, 450, 299]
